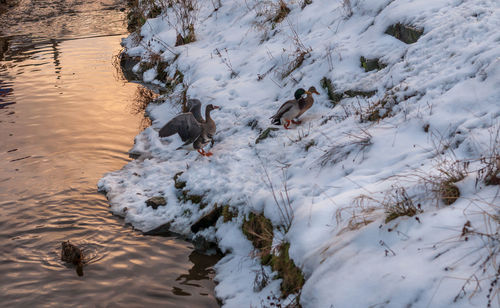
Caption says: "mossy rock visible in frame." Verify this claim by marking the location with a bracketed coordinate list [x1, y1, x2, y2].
[270, 242, 305, 298]
[256, 127, 279, 144]
[242, 213, 273, 251]
[360, 56, 387, 72]
[320, 77, 343, 106]
[385, 23, 424, 44]
[344, 89, 377, 98]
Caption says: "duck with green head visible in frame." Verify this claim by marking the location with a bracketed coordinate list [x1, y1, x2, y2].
[270, 86, 320, 129]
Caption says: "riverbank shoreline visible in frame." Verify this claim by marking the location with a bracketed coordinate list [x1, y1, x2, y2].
[100, 0, 500, 306]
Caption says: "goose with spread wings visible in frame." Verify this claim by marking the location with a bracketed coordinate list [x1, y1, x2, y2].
[159, 100, 219, 156]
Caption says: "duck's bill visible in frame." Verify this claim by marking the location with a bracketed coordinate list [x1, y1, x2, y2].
[213, 105, 220, 109]
[312, 89, 320, 95]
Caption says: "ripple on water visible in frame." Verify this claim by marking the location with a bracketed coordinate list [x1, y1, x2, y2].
[0, 0, 220, 307]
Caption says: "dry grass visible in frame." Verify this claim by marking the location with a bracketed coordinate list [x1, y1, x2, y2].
[213, 48, 238, 78]
[340, 0, 353, 18]
[130, 86, 159, 115]
[162, 0, 199, 45]
[382, 186, 421, 223]
[243, 212, 274, 262]
[319, 128, 372, 166]
[342, 185, 422, 230]
[336, 200, 379, 235]
[477, 127, 500, 186]
[280, 18, 312, 79]
[261, 163, 294, 233]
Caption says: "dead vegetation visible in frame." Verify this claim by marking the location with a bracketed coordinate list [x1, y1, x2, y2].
[242, 213, 304, 301]
[261, 164, 294, 233]
[477, 127, 500, 186]
[267, 242, 305, 299]
[280, 18, 312, 79]
[354, 84, 418, 123]
[350, 185, 422, 225]
[243, 212, 274, 256]
[213, 48, 238, 78]
[319, 128, 372, 166]
[251, 0, 291, 28]
[126, 0, 163, 33]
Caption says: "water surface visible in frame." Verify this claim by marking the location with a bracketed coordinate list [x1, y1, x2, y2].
[0, 1, 219, 307]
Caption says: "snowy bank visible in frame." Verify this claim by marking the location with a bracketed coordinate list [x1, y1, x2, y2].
[99, 0, 500, 306]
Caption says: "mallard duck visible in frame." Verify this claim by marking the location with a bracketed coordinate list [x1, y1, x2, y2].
[159, 103, 220, 156]
[61, 241, 84, 276]
[270, 86, 320, 129]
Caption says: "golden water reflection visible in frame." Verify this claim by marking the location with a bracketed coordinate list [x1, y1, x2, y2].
[0, 1, 219, 307]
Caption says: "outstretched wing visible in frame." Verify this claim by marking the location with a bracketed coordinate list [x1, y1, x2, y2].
[187, 99, 204, 123]
[159, 113, 202, 142]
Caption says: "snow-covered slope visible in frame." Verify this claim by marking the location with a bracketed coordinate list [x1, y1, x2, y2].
[99, 0, 500, 306]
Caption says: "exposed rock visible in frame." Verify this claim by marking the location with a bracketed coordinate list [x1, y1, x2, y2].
[256, 127, 279, 144]
[143, 222, 172, 236]
[360, 56, 387, 72]
[173, 172, 186, 189]
[192, 234, 218, 252]
[191, 205, 223, 233]
[119, 53, 141, 81]
[385, 23, 424, 44]
[145, 196, 167, 209]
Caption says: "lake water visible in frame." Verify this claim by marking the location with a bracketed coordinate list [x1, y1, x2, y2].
[0, 0, 219, 306]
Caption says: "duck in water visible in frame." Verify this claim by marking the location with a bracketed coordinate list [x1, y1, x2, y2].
[61, 241, 84, 276]
[270, 86, 320, 129]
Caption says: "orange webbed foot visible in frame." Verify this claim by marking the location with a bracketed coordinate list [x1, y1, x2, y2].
[197, 149, 213, 157]
[291, 119, 302, 125]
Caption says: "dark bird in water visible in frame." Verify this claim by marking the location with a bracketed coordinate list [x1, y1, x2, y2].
[61, 241, 84, 276]
[270, 86, 320, 129]
[159, 101, 220, 156]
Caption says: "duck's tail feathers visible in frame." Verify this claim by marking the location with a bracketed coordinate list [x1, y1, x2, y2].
[270, 117, 281, 125]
